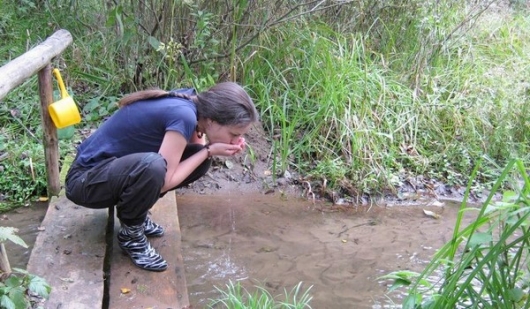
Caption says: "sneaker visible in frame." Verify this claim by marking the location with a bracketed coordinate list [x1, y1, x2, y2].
[143, 216, 164, 237]
[117, 223, 168, 272]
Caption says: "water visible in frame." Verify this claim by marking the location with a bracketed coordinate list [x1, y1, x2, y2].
[175, 192, 466, 309]
[1, 202, 48, 269]
[2, 194, 468, 308]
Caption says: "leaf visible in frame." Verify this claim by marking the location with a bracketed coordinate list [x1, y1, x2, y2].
[380, 270, 432, 293]
[120, 288, 131, 294]
[148, 36, 161, 50]
[0, 227, 16, 242]
[423, 209, 441, 219]
[0, 227, 28, 248]
[502, 190, 518, 202]
[28, 276, 51, 298]
[387, 278, 411, 293]
[0, 294, 15, 309]
[58, 126, 75, 140]
[379, 270, 421, 281]
[5, 276, 21, 288]
[8, 288, 27, 309]
[468, 232, 492, 248]
[509, 287, 524, 302]
[402, 293, 422, 309]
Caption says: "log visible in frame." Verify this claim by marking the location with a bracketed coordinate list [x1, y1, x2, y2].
[0, 29, 72, 101]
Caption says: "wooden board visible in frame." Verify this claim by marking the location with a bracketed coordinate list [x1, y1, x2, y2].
[108, 192, 190, 309]
[26, 195, 108, 309]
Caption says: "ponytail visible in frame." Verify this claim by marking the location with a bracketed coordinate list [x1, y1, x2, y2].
[118, 89, 194, 107]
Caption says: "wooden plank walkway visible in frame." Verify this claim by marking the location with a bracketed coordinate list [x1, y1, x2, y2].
[27, 195, 107, 309]
[108, 193, 190, 309]
[27, 160, 190, 309]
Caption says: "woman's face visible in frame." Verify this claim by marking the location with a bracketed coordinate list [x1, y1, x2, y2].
[206, 121, 250, 145]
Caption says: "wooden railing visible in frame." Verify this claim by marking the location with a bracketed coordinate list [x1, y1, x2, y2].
[0, 29, 73, 196]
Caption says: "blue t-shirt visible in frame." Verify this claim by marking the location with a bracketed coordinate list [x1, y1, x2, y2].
[75, 88, 197, 168]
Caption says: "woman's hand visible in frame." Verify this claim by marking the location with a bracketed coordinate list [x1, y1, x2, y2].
[209, 141, 245, 157]
[235, 137, 246, 153]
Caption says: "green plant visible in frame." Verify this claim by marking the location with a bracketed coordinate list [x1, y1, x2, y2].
[380, 158, 530, 308]
[0, 227, 27, 252]
[82, 95, 119, 123]
[0, 268, 50, 309]
[0, 227, 51, 309]
[0, 80, 77, 209]
[208, 281, 313, 309]
[0, 136, 47, 208]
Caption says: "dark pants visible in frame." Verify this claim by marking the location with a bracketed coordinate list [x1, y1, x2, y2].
[65, 144, 211, 226]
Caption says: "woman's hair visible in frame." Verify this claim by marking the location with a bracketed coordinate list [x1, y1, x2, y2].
[118, 82, 259, 127]
[118, 89, 192, 107]
[196, 82, 258, 126]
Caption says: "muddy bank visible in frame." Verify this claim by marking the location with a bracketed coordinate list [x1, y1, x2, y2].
[179, 123, 494, 209]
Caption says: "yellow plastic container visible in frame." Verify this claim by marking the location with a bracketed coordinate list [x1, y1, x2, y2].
[48, 69, 81, 129]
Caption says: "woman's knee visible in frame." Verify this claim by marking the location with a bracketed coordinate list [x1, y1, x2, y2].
[137, 153, 167, 185]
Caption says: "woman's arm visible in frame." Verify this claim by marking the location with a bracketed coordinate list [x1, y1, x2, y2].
[158, 131, 244, 192]
[158, 131, 208, 192]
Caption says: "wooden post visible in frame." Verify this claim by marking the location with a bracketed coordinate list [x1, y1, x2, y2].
[38, 64, 61, 196]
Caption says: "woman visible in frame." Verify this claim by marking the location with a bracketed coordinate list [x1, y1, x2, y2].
[65, 82, 259, 272]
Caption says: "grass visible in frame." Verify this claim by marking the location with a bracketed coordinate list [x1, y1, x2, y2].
[0, 1, 528, 206]
[244, 9, 530, 196]
[380, 158, 530, 308]
[248, 26, 416, 192]
[208, 281, 313, 309]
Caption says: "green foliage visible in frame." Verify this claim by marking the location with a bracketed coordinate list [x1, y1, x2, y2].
[245, 9, 530, 195]
[0, 268, 51, 309]
[82, 96, 119, 123]
[0, 84, 75, 209]
[208, 281, 313, 309]
[248, 24, 427, 192]
[0, 228, 50, 309]
[0, 125, 48, 207]
[381, 159, 530, 308]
